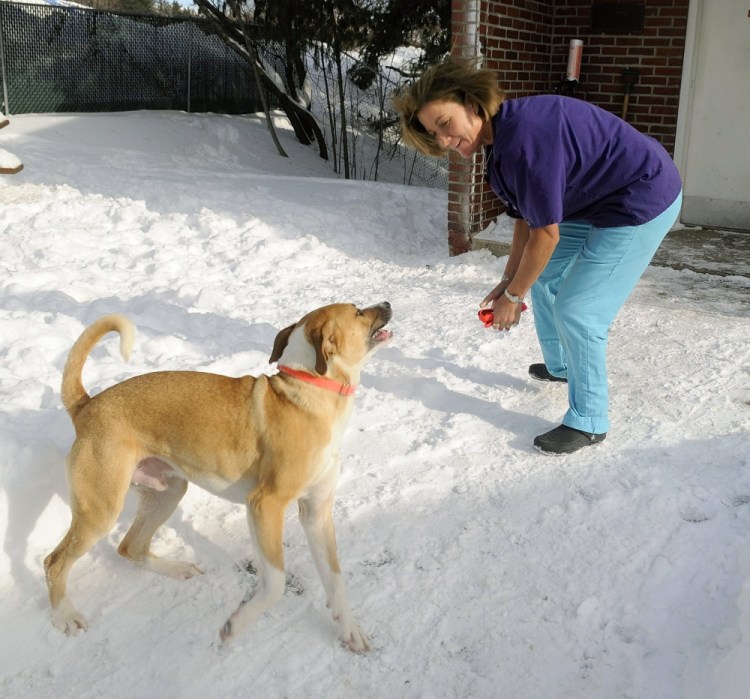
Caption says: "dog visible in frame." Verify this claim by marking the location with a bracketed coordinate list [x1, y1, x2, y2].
[44, 302, 392, 653]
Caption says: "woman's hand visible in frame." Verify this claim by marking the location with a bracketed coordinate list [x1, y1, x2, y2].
[480, 280, 524, 332]
[480, 221, 559, 331]
[480, 278, 510, 309]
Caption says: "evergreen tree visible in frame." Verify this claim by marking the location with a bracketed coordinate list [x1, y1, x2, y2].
[253, 0, 371, 104]
[351, 0, 450, 89]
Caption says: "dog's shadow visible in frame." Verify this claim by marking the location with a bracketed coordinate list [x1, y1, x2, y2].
[1, 406, 71, 592]
[0, 290, 283, 598]
[1, 405, 235, 599]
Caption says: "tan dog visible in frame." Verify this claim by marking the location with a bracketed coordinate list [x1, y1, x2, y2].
[44, 302, 392, 653]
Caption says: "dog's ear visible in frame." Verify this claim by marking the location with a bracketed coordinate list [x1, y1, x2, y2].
[269, 324, 296, 364]
[309, 319, 338, 375]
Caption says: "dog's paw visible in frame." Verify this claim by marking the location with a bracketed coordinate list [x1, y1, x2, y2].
[341, 623, 370, 654]
[335, 613, 370, 653]
[52, 605, 88, 636]
[143, 557, 204, 580]
[172, 561, 204, 580]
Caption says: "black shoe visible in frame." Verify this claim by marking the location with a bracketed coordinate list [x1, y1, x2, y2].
[528, 363, 567, 383]
[533, 425, 606, 455]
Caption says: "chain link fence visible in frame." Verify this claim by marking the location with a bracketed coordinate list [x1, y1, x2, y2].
[0, 2, 265, 114]
[0, 1, 446, 190]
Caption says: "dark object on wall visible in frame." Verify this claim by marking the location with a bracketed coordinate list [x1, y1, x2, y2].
[591, 2, 646, 34]
[621, 68, 640, 121]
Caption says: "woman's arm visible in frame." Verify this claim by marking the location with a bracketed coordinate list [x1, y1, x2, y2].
[481, 220, 559, 329]
[504, 218, 532, 280]
[505, 223, 559, 300]
[480, 218, 531, 307]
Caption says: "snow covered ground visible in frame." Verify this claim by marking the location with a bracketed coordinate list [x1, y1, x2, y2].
[0, 110, 749, 699]
[0, 0, 88, 8]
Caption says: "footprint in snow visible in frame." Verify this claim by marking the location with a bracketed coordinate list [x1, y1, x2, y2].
[679, 506, 712, 524]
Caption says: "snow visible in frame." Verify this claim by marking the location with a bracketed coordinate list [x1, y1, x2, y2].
[0, 147, 22, 171]
[0, 110, 749, 699]
[0, 0, 87, 7]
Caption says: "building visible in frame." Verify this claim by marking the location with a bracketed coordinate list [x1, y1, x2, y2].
[448, 0, 749, 254]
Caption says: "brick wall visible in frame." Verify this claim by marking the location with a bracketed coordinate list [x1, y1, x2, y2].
[480, 0, 554, 97]
[549, 0, 689, 153]
[448, 0, 689, 254]
[448, 0, 555, 253]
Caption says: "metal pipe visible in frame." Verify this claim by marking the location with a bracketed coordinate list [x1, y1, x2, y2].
[0, 4, 10, 116]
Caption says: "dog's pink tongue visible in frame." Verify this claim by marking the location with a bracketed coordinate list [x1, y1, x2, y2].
[373, 329, 393, 342]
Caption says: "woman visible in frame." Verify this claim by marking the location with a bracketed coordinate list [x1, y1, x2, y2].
[393, 59, 682, 454]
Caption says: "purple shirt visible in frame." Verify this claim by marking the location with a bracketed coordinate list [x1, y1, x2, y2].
[485, 95, 682, 228]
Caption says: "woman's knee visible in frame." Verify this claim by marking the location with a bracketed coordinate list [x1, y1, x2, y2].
[552, 297, 605, 336]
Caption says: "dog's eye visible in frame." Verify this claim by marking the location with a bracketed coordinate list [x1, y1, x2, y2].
[355, 309, 364, 316]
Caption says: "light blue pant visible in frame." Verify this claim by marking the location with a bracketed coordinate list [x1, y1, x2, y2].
[530, 192, 683, 434]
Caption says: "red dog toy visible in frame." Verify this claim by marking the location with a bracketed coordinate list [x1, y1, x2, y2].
[478, 303, 527, 328]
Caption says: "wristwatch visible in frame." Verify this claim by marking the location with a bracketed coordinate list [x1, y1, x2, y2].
[504, 288, 525, 304]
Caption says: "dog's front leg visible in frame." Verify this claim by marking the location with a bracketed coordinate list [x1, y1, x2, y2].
[220, 492, 286, 645]
[299, 493, 370, 653]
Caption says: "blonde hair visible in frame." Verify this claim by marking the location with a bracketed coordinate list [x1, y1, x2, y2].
[392, 58, 505, 157]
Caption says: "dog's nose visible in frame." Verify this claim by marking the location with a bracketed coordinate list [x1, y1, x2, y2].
[380, 302, 392, 322]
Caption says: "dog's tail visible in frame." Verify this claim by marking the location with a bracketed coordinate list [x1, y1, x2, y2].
[61, 314, 135, 420]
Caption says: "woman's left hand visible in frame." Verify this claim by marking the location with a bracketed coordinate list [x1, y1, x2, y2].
[480, 281, 523, 332]
[480, 279, 509, 310]
[490, 295, 524, 331]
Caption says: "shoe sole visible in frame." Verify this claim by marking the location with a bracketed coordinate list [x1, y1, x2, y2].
[528, 365, 567, 383]
[534, 438, 605, 456]
[529, 375, 567, 383]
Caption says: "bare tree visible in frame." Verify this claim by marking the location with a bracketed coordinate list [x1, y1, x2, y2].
[226, 0, 287, 157]
[247, 0, 370, 178]
[193, 0, 328, 159]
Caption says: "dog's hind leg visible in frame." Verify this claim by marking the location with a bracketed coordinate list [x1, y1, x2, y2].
[117, 477, 203, 579]
[219, 490, 287, 645]
[44, 442, 132, 635]
[299, 492, 370, 653]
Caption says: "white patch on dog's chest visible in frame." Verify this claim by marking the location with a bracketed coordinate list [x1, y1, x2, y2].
[278, 326, 317, 367]
[303, 414, 351, 495]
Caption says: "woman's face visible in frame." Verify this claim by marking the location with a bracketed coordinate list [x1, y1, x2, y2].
[417, 98, 491, 158]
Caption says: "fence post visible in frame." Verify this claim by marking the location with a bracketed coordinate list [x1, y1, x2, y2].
[186, 20, 192, 113]
[0, 3, 9, 116]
